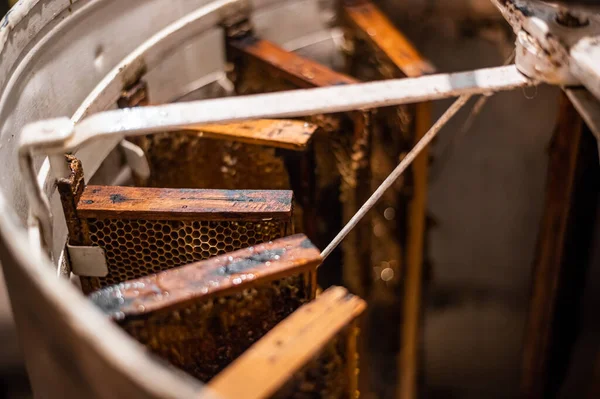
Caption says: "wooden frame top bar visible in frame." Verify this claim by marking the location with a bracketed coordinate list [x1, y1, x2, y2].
[89, 234, 321, 320]
[187, 119, 318, 151]
[208, 286, 366, 399]
[77, 186, 293, 221]
[228, 36, 359, 88]
[342, 0, 435, 77]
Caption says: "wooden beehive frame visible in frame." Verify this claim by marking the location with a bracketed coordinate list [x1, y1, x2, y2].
[340, 0, 435, 79]
[224, 22, 373, 297]
[116, 79, 319, 237]
[209, 286, 366, 399]
[58, 156, 297, 294]
[89, 234, 321, 382]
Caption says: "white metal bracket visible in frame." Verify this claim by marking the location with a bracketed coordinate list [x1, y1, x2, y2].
[492, 0, 600, 89]
[66, 245, 109, 277]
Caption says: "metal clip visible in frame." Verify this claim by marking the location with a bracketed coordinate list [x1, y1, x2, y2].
[67, 245, 109, 277]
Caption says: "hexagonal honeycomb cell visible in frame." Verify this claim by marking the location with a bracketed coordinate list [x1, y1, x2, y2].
[85, 218, 285, 289]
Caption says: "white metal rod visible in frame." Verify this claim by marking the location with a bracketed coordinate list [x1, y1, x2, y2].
[321, 94, 473, 260]
[63, 65, 530, 151]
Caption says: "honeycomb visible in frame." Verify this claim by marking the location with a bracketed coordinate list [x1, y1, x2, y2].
[271, 326, 359, 399]
[120, 274, 313, 382]
[82, 218, 285, 291]
[133, 134, 290, 191]
[131, 133, 309, 232]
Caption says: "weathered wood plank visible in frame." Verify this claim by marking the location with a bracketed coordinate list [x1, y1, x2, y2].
[342, 0, 434, 78]
[77, 186, 293, 221]
[89, 234, 320, 382]
[228, 37, 358, 89]
[208, 286, 365, 399]
[90, 234, 320, 319]
[185, 119, 318, 151]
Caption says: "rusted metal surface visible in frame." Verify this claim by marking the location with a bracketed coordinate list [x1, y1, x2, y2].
[226, 28, 373, 297]
[209, 286, 364, 399]
[90, 234, 320, 382]
[521, 93, 599, 399]
[117, 80, 150, 109]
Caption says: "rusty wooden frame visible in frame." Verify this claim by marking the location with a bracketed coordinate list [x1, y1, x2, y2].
[90, 234, 321, 382]
[225, 23, 373, 298]
[209, 285, 365, 399]
[58, 157, 295, 294]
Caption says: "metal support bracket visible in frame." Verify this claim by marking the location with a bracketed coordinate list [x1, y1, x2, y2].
[67, 245, 109, 277]
[492, 0, 600, 86]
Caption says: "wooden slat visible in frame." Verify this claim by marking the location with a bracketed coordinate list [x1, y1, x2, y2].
[228, 37, 358, 88]
[342, 0, 434, 78]
[90, 234, 320, 320]
[208, 286, 366, 399]
[398, 101, 431, 399]
[185, 119, 318, 151]
[77, 186, 293, 221]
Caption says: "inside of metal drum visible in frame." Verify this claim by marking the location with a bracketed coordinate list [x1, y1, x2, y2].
[2, 0, 600, 398]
